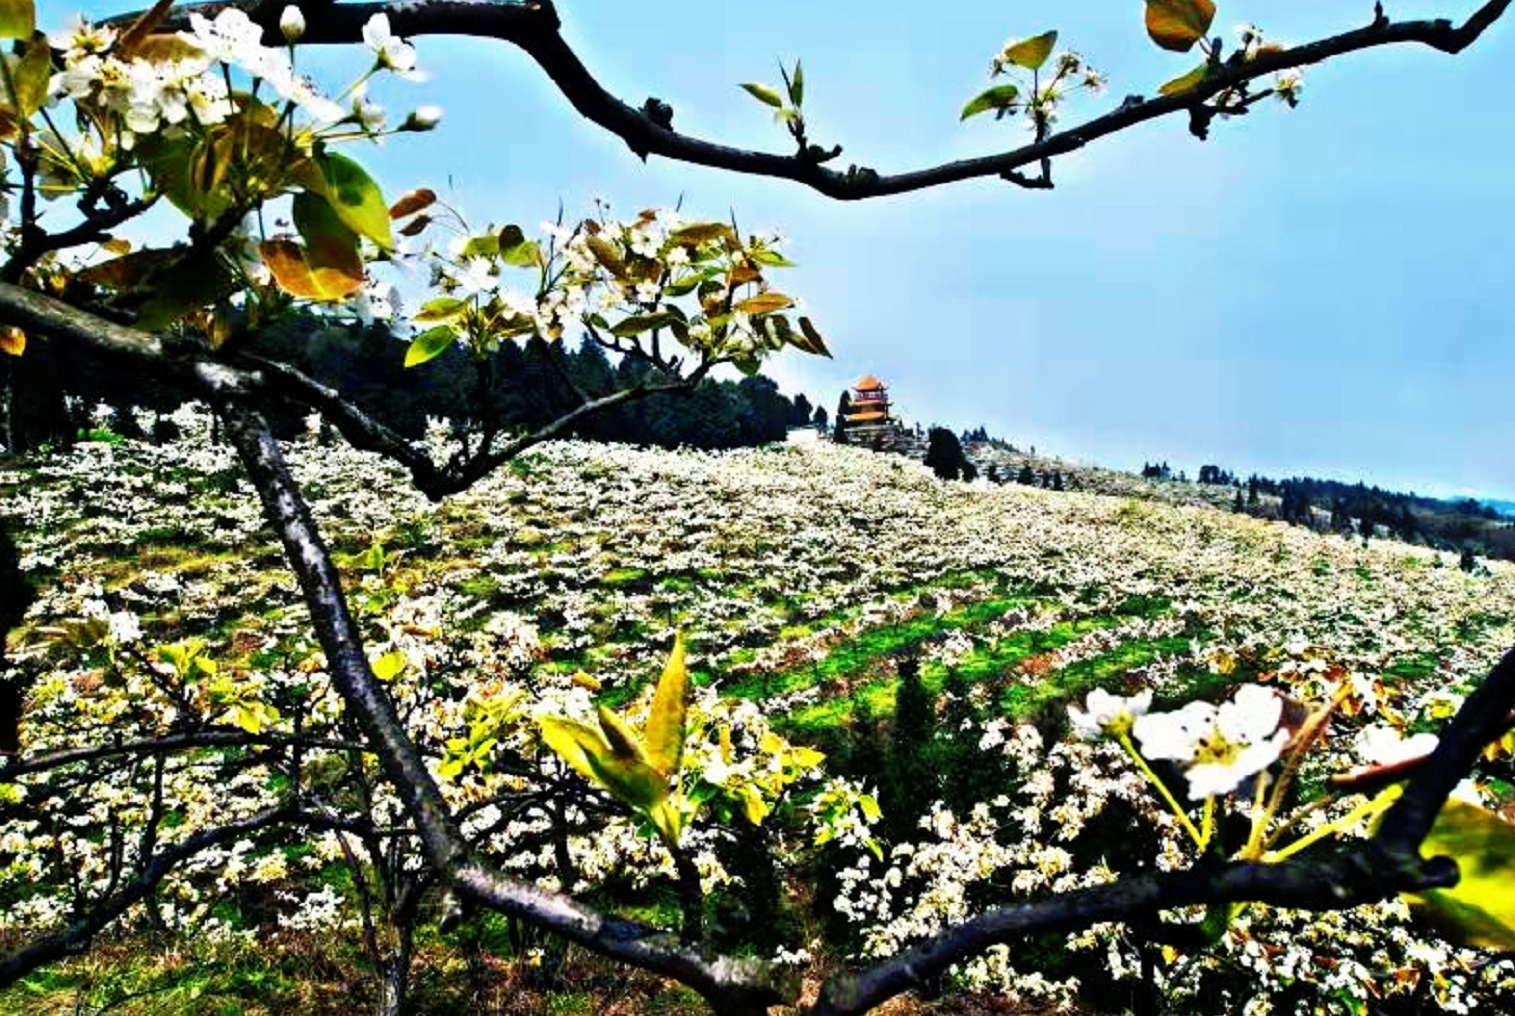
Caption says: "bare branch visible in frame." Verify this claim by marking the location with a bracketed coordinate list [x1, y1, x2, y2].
[0, 808, 291, 985]
[140, 0, 1512, 200]
[198, 372, 784, 1011]
[1, 728, 368, 779]
[814, 836, 1456, 1016]
[0, 282, 710, 501]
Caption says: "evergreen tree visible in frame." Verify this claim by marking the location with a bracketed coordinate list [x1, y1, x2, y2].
[789, 393, 813, 428]
[833, 392, 852, 444]
[924, 427, 965, 480]
[811, 405, 828, 430]
[1016, 464, 1035, 485]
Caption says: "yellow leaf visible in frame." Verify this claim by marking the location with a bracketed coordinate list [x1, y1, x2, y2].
[1482, 729, 1515, 762]
[584, 746, 669, 814]
[643, 636, 688, 777]
[370, 650, 407, 682]
[572, 670, 602, 692]
[539, 716, 606, 782]
[0, 0, 34, 39]
[0, 326, 24, 357]
[231, 704, 262, 735]
[733, 292, 795, 315]
[1000, 30, 1058, 71]
[647, 796, 684, 845]
[790, 746, 826, 769]
[739, 786, 771, 825]
[1405, 799, 1515, 951]
[1145, 0, 1216, 53]
[259, 239, 364, 302]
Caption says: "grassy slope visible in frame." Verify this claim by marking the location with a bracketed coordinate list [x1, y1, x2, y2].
[3, 431, 1514, 1014]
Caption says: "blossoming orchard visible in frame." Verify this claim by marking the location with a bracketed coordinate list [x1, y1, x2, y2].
[0, 1, 1513, 1015]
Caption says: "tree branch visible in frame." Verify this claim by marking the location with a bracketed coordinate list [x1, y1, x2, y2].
[197, 369, 784, 1012]
[813, 835, 1457, 1016]
[0, 808, 291, 985]
[143, 0, 1512, 200]
[0, 728, 368, 779]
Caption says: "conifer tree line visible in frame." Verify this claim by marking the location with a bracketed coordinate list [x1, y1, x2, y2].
[2, 313, 829, 454]
[1145, 461, 1515, 562]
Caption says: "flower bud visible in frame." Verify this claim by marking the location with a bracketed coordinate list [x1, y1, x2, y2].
[280, 5, 305, 42]
[402, 105, 444, 131]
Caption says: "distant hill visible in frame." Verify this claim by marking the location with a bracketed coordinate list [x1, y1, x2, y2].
[1481, 499, 1515, 518]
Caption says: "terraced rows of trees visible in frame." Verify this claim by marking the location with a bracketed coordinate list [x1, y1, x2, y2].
[2, 2, 1515, 1015]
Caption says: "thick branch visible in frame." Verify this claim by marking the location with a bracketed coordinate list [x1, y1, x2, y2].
[814, 837, 1455, 1016]
[0, 282, 704, 502]
[198, 370, 784, 1012]
[151, 0, 1512, 200]
[1377, 645, 1515, 855]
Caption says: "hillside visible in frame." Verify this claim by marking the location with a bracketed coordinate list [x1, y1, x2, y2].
[2, 415, 1514, 1014]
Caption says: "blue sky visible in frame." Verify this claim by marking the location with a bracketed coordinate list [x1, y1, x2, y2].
[73, 2, 1515, 500]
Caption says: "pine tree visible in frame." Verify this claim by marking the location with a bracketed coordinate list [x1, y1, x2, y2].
[924, 427, 965, 480]
[833, 392, 852, 444]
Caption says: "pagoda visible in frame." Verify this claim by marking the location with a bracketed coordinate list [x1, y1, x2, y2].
[843, 375, 901, 447]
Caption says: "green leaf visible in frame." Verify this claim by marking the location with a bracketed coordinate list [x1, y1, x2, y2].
[135, 255, 240, 331]
[497, 224, 543, 268]
[610, 312, 675, 338]
[0, 0, 34, 39]
[740, 82, 784, 108]
[643, 636, 688, 777]
[461, 233, 500, 258]
[1002, 30, 1058, 71]
[1404, 799, 1515, 951]
[404, 326, 458, 368]
[796, 316, 832, 358]
[413, 297, 468, 324]
[539, 716, 605, 782]
[789, 60, 805, 107]
[1158, 63, 1210, 96]
[317, 152, 393, 250]
[748, 248, 795, 268]
[6, 34, 51, 116]
[733, 292, 795, 315]
[1145, 0, 1216, 53]
[960, 84, 1020, 122]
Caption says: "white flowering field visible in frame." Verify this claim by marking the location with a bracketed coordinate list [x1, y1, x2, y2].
[2, 410, 1513, 1015]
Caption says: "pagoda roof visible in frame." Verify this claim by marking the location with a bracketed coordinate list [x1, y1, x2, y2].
[846, 411, 890, 423]
[853, 374, 886, 392]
